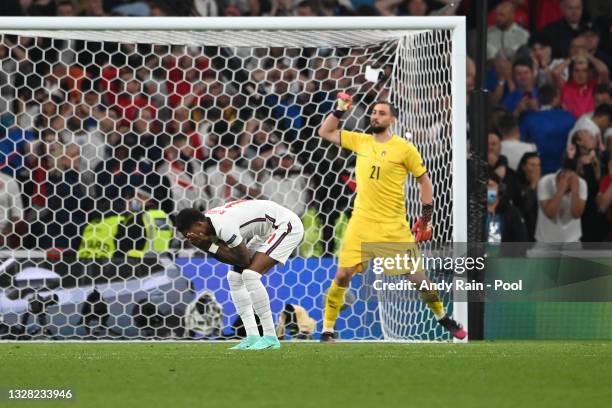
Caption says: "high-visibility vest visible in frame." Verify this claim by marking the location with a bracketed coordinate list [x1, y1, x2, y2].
[78, 215, 125, 259]
[78, 210, 172, 259]
[126, 210, 173, 258]
[299, 208, 323, 258]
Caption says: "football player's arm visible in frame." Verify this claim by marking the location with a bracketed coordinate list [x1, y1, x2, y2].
[317, 113, 342, 145]
[212, 241, 251, 269]
[406, 145, 433, 241]
[317, 92, 352, 146]
[417, 172, 433, 206]
[411, 172, 434, 242]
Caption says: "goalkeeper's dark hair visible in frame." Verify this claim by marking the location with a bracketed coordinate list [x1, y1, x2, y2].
[175, 208, 206, 234]
[373, 101, 398, 117]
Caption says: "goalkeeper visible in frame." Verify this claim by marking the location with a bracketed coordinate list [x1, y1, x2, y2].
[317, 93, 467, 342]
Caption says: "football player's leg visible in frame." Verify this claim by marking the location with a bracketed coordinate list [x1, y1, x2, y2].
[227, 269, 260, 350]
[244, 252, 278, 339]
[407, 270, 446, 320]
[322, 265, 357, 338]
[323, 219, 372, 340]
[406, 270, 467, 339]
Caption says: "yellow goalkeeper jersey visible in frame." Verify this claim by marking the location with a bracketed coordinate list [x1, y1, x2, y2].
[340, 130, 427, 223]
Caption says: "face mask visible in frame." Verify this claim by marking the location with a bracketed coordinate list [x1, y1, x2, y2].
[487, 189, 498, 205]
[130, 200, 143, 212]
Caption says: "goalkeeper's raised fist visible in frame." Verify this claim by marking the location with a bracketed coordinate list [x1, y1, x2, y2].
[336, 92, 353, 111]
[412, 203, 433, 242]
[332, 92, 353, 118]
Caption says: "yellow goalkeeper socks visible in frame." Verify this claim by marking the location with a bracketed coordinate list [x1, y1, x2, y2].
[419, 289, 446, 320]
[323, 280, 347, 332]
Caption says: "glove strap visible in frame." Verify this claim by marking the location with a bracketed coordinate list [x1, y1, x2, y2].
[421, 203, 433, 224]
[332, 110, 345, 119]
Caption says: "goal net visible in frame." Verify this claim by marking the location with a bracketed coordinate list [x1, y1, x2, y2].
[0, 17, 466, 341]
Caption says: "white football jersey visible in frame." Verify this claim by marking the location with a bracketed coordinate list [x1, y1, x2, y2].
[205, 199, 299, 248]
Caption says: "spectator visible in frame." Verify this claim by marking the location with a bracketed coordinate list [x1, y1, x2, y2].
[560, 56, 609, 118]
[568, 132, 605, 241]
[0, 171, 23, 247]
[541, 0, 588, 59]
[568, 103, 612, 148]
[192, 0, 220, 16]
[56, 0, 79, 16]
[580, 22, 612, 71]
[529, 33, 564, 86]
[594, 84, 612, 106]
[486, 169, 528, 243]
[28, 142, 91, 250]
[550, 36, 588, 83]
[486, 1, 530, 60]
[270, 0, 295, 16]
[116, 186, 172, 258]
[111, 70, 157, 124]
[296, 0, 319, 16]
[260, 146, 310, 217]
[488, 131, 520, 202]
[80, 0, 107, 16]
[499, 113, 537, 170]
[535, 154, 587, 243]
[487, 0, 530, 29]
[520, 84, 576, 174]
[148, 0, 172, 16]
[93, 132, 172, 216]
[205, 146, 260, 209]
[157, 134, 208, 212]
[515, 152, 541, 241]
[596, 158, 612, 240]
[501, 58, 539, 115]
[376, 0, 425, 16]
[319, 0, 354, 16]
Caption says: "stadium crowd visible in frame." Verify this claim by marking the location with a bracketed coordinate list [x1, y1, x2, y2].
[0, 0, 610, 253]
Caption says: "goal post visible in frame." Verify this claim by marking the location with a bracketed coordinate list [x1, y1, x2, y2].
[0, 17, 467, 341]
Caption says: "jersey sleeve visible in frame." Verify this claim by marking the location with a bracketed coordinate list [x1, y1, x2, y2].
[537, 176, 554, 201]
[340, 130, 369, 153]
[403, 142, 427, 178]
[209, 216, 243, 248]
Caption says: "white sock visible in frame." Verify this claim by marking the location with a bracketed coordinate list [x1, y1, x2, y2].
[242, 269, 276, 337]
[226, 271, 259, 337]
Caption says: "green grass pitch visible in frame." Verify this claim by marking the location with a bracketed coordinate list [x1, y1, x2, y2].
[1, 341, 611, 408]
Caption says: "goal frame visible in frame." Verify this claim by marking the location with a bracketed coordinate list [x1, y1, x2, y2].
[0, 16, 468, 340]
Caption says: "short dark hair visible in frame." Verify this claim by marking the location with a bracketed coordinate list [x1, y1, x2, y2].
[175, 208, 206, 234]
[538, 84, 558, 105]
[512, 58, 533, 72]
[593, 103, 612, 120]
[297, 0, 316, 9]
[373, 101, 398, 117]
[497, 114, 518, 137]
[528, 32, 552, 48]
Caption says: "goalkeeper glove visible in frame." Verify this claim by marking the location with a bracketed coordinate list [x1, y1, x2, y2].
[332, 92, 353, 118]
[412, 203, 433, 242]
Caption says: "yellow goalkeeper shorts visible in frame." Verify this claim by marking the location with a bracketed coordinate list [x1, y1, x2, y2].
[337, 216, 422, 275]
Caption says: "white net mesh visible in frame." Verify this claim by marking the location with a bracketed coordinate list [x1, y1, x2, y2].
[0, 26, 456, 341]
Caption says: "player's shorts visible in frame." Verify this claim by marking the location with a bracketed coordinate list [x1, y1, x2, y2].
[337, 216, 422, 275]
[246, 214, 305, 265]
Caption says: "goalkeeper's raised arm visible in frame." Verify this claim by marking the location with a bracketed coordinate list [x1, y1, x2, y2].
[317, 92, 353, 145]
